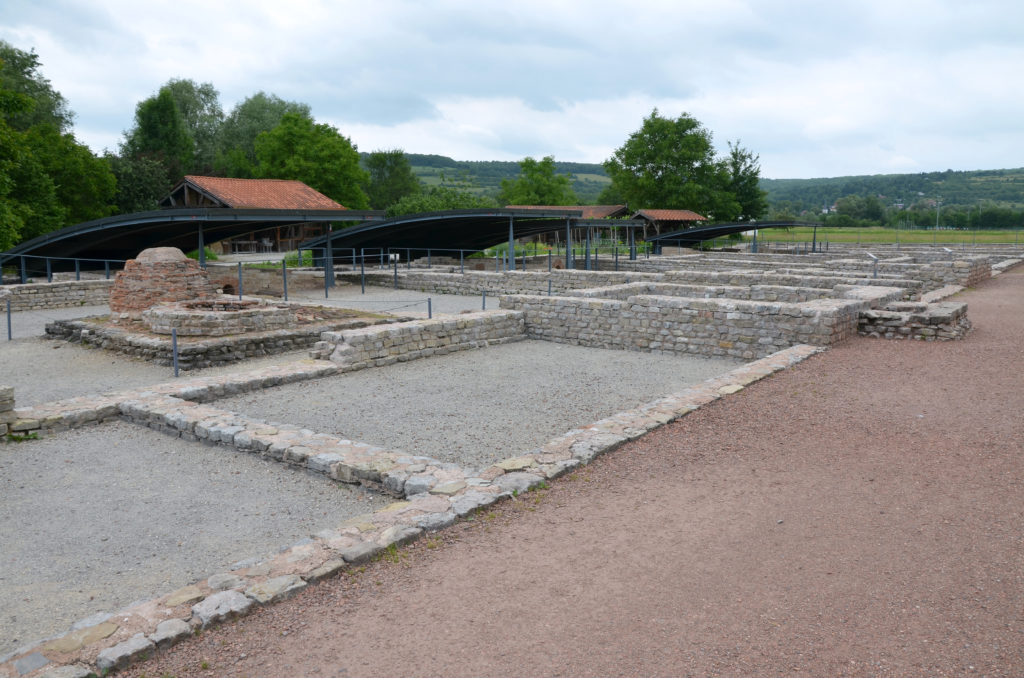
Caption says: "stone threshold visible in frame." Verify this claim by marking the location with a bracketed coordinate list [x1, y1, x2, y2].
[1, 344, 822, 678]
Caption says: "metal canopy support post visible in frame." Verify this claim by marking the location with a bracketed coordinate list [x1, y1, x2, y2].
[20, 257, 26, 284]
[198, 223, 206, 268]
[565, 217, 573, 270]
[508, 216, 515, 271]
[46, 258, 52, 282]
[584, 227, 591, 271]
[325, 224, 334, 288]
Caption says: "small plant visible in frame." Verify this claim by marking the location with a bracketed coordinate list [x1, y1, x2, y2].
[185, 247, 219, 262]
[425, 537, 441, 550]
[200, 659, 210, 670]
[378, 543, 407, 564]
[4, 432, 39, 442]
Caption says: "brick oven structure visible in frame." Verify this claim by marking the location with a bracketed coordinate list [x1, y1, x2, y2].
[109, 247, 218, 320]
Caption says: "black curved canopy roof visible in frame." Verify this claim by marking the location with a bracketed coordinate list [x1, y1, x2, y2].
[298, 208, 588, 254]
[646, 221, 819, 246]
[1, 208, 382, 273]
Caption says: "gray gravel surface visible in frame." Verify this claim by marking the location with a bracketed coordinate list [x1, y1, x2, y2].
[0, 421, 387, 657]
[219, 340, 741, 470]
[290, 284, 483, 316]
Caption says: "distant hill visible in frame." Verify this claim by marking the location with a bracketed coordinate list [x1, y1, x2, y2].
[364, 152, 1024, 213]
[363, 153, 611, 204]
[761, 168, 1024, 213]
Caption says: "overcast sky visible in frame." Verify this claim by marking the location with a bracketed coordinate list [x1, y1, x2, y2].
[2, 0, 1020, 179]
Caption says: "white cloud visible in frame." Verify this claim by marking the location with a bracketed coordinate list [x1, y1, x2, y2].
[2, 0, 1022, 177]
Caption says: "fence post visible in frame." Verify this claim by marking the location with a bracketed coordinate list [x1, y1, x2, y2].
[20, 256, 26, 284]
[237, 262, 243, 300]
[324, 249, 330, 299]
[482, 290, 487, 310]
[75, 259, 80, 281]
[172, 328, 179, 378]
[427, 297, 432, 319]
[360, 248, 366, 294]
[548, 279, 552, 296]
[105, 261, 111, 279]
[46, 258, 52, 283]
[6, 299, 11, 341]
[460, 250, 464, 274]
[427, 249, 431, 269]
[393, 257, 399, 289]
[282, 259, 288, 301]
[548, 251, 552, 272]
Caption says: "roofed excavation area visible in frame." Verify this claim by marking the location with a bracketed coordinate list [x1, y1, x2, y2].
[1, 244, 1022, 676]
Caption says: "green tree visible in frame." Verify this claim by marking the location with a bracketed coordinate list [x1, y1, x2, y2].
[24, 125, 115, 223]
[0, 41, 73, 133]
[254, 113, 369, 208]
[216, 92, 311, 177]
[387, 186, 498, 217]
[725, 141, 768, 221]
[105, 153, 168, 214]
[604, 109, 738, 220]
[497, 156, 577, 205]
[364, 149, 421, 209]
[122, 87, 194, 186]
[162, 78, 223, 173]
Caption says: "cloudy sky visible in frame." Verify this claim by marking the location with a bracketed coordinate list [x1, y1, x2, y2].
[1, 0, 1020, 179]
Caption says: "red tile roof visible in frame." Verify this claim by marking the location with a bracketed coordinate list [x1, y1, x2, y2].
[633, 209, 706, 222]
[179, 176, 347, 210]
[505, 205, 628, 219]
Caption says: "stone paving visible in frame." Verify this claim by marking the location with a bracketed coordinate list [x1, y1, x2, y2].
[0, 338, 820, 677]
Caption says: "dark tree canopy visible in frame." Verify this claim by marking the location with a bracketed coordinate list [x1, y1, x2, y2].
[122, 87, 194, 187]
[162, 78, 223, 174]
[216, 92, 312, 177]
[254, 113, 369, 208]
[498, 156, 577, 206]
[0, 41, 73, 133]
[363, 149, 421, 210]
[387, 186, 498, 217]
[604, 109, 762, 222]
[725, 141, 768, 222]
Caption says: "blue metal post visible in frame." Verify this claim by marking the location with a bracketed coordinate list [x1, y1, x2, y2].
[75, 259, 80, 281]
[172, 328, 179, 378]
[565, 218, 572, 270]
[237, 262, 243, 300]
[548, 251, 552, 272]
[6, 299, 11, 341]
[46, 258, 52, 282]
[324, 249, 329, 299]
[752, 229, 758, 254]
[508, 216, 515, 271]
[614, 246, 619, 271]
[460, 250, 464, 274]
[20, 257, 26, 284]
[325, 224, 334, 288]
[482, 290, 487, 310]
[105, 261, 111, 279]
[584, 228, 591, 271]
[629, 228, 636, 261]
[393, 256, 399, 289]
[407, 249, 411, 269]
[360, 248, 366, 294]
[548, 279, 552, 296]
[427, 297, 432, 319]
[427, 249, 431, 268]
[282, 259, 288, 301]
[198, 223, 206, 269]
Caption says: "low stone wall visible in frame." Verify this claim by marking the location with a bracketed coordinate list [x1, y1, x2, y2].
[500, 294, 862, 360]
[335, 269, 660, 297]
[0, 279, 113, 310]
[46, 316, 395, 370]
[205, 264, 326, 296]
[662, 269, 923, 297]
[312, 311, 527, 369]
[858, 301, 971, 340]
[0, 385, 13, 437]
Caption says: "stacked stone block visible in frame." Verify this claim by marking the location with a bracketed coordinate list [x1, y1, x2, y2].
[0, 385, 13, 436]
[858, 301, 971, 340]
[0, 280, 113, 311]
[500, 294, 862, 360]
[109, 248, 217, 320]
[312, 311, 527, 368]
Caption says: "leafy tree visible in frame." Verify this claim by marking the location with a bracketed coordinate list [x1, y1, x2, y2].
[387, 186, 498, 217]
[725, 141, 768, 221]
[497, 156, 577, 206]
[0, 41, 73, 133]
[24, 125, 115, 223]
[162, 78, 223, 173]
[105, 153, 168, 214]
[604, 109, 738, 220]
[253, 112, 369, 208]
[216, 92, 311, 177]
[364, 149, 421, 209]
[122, 87, 193, 186]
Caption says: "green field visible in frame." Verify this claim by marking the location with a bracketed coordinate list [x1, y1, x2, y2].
[751, 226, 1024, 246]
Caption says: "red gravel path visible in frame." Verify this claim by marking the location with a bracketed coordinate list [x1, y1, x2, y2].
[123, 268, 1024, 678]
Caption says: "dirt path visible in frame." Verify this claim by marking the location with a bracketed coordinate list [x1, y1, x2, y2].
[123, 268, 1024, 678]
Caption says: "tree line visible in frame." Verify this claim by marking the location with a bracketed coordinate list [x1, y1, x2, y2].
[2, 41, 769, 252]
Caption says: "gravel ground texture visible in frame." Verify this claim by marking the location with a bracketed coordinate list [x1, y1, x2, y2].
[0, 421, 388, 657]
[289, 283, 484, 316]
[121, 267, 1024, 678]
[218, 341, 741, 470]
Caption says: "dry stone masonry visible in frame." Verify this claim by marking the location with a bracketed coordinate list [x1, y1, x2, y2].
[0, 386, 13, 437]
